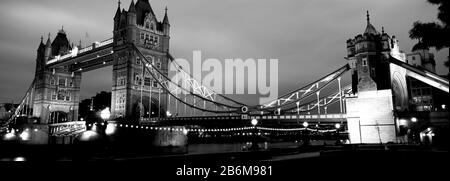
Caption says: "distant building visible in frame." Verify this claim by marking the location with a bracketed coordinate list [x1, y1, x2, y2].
[79, 91, 111, 123]
[405, 44, 447, 111]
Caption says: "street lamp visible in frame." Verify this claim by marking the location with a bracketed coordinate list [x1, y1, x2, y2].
[251, 118, 258, 126]
[335, 123, 341, 129]
[303, 122, 309, 128]
[99, 107, 111, 153]
[410, 117, 418, 143]
[250, 119, 259, 150]
[100, 107, 111, 121]
[302, 122, 310, 147]
[335, 123, 341, 145]
[99, 108, 110, 135]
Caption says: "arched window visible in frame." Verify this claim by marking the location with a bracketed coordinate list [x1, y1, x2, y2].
[65, 92, 70, 101]
[150, 23, 154, 31]
[50, 76, 56, 85]
[135, 73, 141, 85]
[58, 77, 66, 86]
[136, 57, 141, 65]
[51, 91, 57, 100]
[156, 59, 161, 69]
[362, 58, 368, 66]
[145, 22, 150, 29]
[145, 55, 154, 65]
[150, 36, 154, 44]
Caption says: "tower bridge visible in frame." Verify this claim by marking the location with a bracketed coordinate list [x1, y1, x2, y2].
[1, 1, 448, 146]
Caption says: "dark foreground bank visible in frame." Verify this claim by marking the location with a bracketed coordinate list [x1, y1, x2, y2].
[0, 143, 448, 180]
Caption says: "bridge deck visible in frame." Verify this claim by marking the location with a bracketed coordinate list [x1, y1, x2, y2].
[140, 114, 346, 126]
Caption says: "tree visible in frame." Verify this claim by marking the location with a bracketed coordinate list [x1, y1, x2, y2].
[409, 0, 449, 77]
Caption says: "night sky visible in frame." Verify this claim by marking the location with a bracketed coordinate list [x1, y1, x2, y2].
[0, 0, 448, 106]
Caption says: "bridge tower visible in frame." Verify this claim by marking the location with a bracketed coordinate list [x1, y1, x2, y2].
[111, 0, 170, 121]
[33, 29, 82, 124]
[345, 11, 408, 143]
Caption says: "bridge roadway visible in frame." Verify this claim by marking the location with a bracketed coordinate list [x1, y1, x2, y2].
[46, 38, 116, 73]
[140, 114, 346, 127]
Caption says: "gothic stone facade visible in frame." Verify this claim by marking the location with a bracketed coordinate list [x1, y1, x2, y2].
[111, 0, 170, 120]
[345, 12, 408, 143]
[33, 30, 81, 124]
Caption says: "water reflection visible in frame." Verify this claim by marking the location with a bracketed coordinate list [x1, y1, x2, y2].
[187, 140, 338, 154]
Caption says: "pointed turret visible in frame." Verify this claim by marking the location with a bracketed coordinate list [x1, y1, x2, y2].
[127, 0, 137, 26]
[44, 33, 52, 61]
[135, 0, 155, 25]
[163, 6, 169, 25]
[36, 36, 46, 73]
[51, 27, 71, 56]
[114, 0, 121, 20]
[128, 0, 136, 13]
[163, 6, 170, 36]
[364, 11, 379, 35]
[38, 35, 45, 50]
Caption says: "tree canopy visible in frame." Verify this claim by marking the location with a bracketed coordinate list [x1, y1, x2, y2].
[409, 0, 449, 73]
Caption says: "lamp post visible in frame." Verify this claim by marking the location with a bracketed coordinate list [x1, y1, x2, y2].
[303, 122, 310, 147]
[99, 107, 111, 149]
[100, 107, 111, 123]
[250, 119, 259, 150]
[335, 123, 341, 145]
[410, 117, 417, 144]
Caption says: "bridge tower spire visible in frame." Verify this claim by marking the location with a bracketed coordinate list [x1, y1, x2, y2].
[366, 10, 370, 23]
[36, 35, 46, 74]
[163, 6, 170, 36]
[44, 33, 52, 61]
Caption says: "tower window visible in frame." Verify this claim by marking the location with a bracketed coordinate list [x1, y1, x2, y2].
[156, 59, 161, 69]
[144, 77, 151, 86]
[51, 91, 57, 100]
[50, 77, 56, 85]
[58, 77, 66, 86]
[371, 68, 376, 77]
[136, 57, 142, 65]
[362, 58, 368, 66]
[135, 73, 142, 85]
[145, 55, 154, 65]
[65, 93, 70, 101]
[57, 90, 65, 101]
